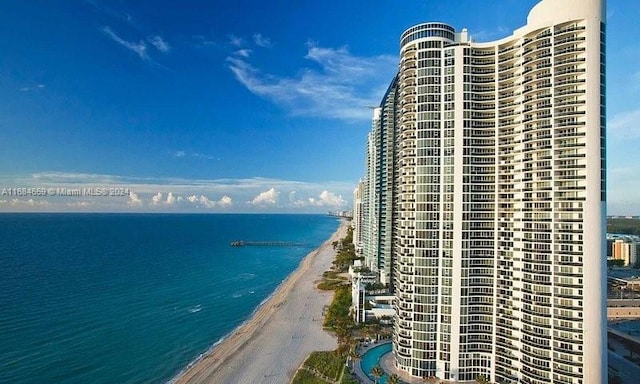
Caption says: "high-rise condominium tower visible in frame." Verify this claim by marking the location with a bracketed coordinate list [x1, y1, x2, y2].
[363, 0, 607, 382]
[361, 80, 399, 285]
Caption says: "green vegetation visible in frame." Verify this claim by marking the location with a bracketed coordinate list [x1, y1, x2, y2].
[371, 365, 384, 384]
[608, 218, 640, 236]
[608, 259, 625, 268]
[304, 351, 345, 381]
[323, 270, 343, 279]
[388, 374, 401, 384]
[318, 228, 358, 290]
[291, 350, 360, 384]
[317, 270, 349, 291]
[365, 282, 386, 291]
[324, 285, 357, 356]
[291, 368, 331, 384]
[332, 227, 360, 272]
[317, 279, 347, 291]
[324, 286, 353, 330]
[340, 374, 359, 384]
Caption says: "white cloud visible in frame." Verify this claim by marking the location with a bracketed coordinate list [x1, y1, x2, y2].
[128, 192, 143, 206]
[253, 33, 272, 48]
[183, 194, 232, 209]
[0, 172, 354, 213]
[308, 190, 346, 207]
[319, 190, 346, 206]
[186, 194, 214, 208]
[6, 198, 49, 207]
[66, 201, 91, 208]
[166, 192, 176, 205]
[227, 42, 397, 121]
[228, 34, 244, 47]
[192, 34, 217, 47]
[218, 195, 233, 208]
[102, 28, 169, 64]
[148, 35, 170, 53]
[172, 150, 216, 160]
[198, 195, 215, 208]
[151, 192, 176, 205]
[102, 26, 148, 60]
[287, 190, 346, 208]
[151, 192, 163, 205]
[20, 84, 45, 92]
[192, 153, 215, 160]
[251, 188, 279, 205]
[235, 49, 252, 58]
[609, 109, 640, 140]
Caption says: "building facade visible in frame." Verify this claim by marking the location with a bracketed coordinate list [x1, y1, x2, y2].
[360, 79, 400, 286]
[353, 181, 365, 254]
[362, 0, 606, 382]
[362, 127, 379, 274]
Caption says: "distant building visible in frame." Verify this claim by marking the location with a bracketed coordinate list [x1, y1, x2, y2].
[360, 82, 398, 286]
[330, 210, 352, 218]
[609, 236, 640, 266]
[352, 181, 365, 254]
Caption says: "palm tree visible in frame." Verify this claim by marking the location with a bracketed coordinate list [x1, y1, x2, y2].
[369, 322, 383, 342]
[371, 365, 384, 384]
[388, 373, 402, 384]
[346, 347, 360, 372]
[475, 374, 490, 384]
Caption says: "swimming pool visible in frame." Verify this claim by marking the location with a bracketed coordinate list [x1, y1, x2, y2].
[360, 342, 392, 383]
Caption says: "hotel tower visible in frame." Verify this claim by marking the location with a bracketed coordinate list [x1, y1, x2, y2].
[359, 0, 607, 382]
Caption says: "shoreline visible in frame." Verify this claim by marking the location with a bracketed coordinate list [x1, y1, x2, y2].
[171, 219, 348, 384]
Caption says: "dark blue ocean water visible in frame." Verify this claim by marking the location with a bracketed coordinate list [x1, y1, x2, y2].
[0, 213, 339, 384]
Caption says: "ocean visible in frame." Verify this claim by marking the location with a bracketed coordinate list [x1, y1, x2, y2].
[0, 213, 340, 384]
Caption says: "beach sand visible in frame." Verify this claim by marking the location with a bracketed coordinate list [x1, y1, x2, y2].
[172, 220, 348, 384]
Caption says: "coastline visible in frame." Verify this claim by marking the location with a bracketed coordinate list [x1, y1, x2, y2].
[171, 219, 348, 384]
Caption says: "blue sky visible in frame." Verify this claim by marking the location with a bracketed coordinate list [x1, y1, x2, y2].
[0, 0, 638, 214]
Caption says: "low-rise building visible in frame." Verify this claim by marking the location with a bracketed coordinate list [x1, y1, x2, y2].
[608, 234, 640, 266]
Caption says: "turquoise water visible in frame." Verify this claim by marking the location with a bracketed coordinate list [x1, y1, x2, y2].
[361, 342, 392, 383]
[0, 213, 339, 384]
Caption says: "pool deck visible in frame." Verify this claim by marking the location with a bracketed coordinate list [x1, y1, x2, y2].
[354, 341, 386, 384]
[379, 352, 427, 384]
[355, 341, 446, 384]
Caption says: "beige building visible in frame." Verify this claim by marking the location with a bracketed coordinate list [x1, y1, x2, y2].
[612, 239, 640, 266]
[352, 181, 365, 254]
[362, 0, 606, 382]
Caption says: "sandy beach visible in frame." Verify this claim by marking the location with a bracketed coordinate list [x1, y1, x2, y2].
[172, 219, 348, 384]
